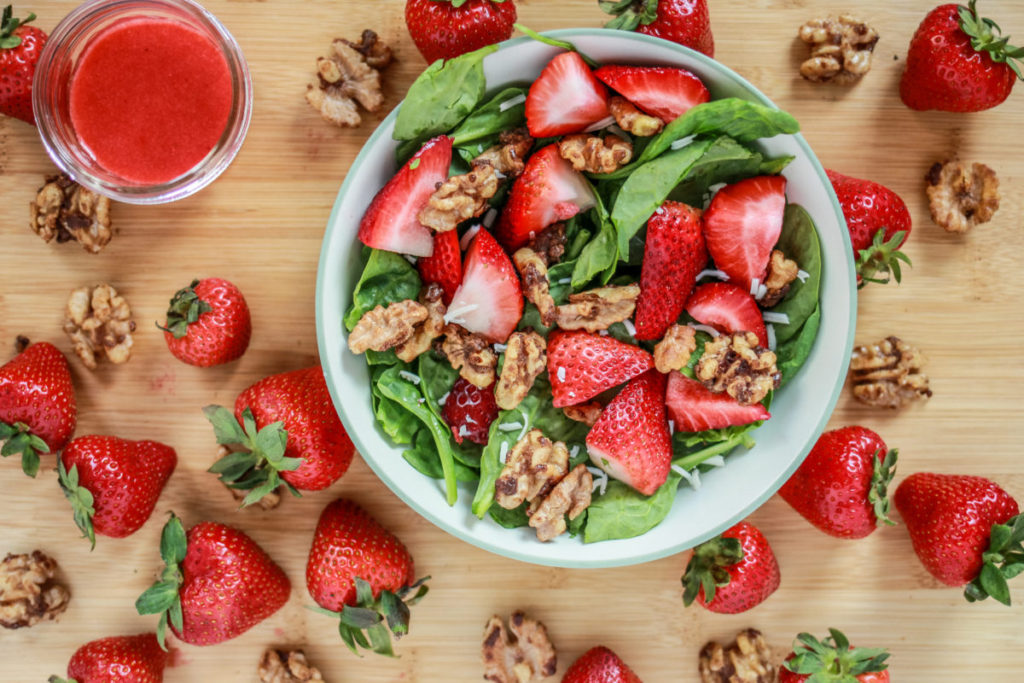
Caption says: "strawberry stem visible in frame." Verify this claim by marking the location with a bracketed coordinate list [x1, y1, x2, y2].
[514, 24, 599, 68]
[681, 534, 743, 607]
[599, 0, 658, 31]
[856, 228, 911, 289]
[0, 420, 50, 477]
[782, 628, 890, 679]
[1, 5, 36, 49]
[57, 459, 98, 549]
[135, 512, 187, 651]
[964, 513, 1024, 606]
[868, 448, 898, 527]
[959, 0, 1024, 80]
[157, 280, 212, 339]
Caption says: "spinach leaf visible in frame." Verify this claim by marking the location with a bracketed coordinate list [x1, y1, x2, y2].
[372, 392, 421, 445]
[772, 204, 822, 344]
[403, 428, 480, 483]
[489, 502, 530, 529]
[759, 155, 795, 175]
[514, 24, 598, 67]
[776, 304, 821, 386]
[668, 136, 762, 206]
[584, 470, 683, 543]
[571, 212, 618, 289]
[344, 248, 422, 331]
[418, 351, 460, 421]
[567, 509, 587, 538]
[451, 86, 528, 147]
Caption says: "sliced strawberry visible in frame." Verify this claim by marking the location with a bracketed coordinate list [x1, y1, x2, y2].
[547, 329, 654, 408]
[686, 282, 768, 346]
[442, 378, 499, 445]
[493, 144, 596, 252]
[594, 65, 710, 123]
[586, 370, 672, 496]
[525, 51, 610, 137]
[418, 229, 462, 306]
[634, 201, 707, 341]
[666, 371, 770, 432]
[447, 229, 523, 343]
[703, 175, 787, 291]
[357, 136, 452, 258]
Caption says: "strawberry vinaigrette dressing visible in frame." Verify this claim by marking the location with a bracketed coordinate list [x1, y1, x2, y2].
[68, 17, 233, 185]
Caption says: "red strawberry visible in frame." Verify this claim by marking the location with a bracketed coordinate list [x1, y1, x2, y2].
[563, 645, 643, 683]
[0, 341, 77, 477]
[306, 499, 428, 657]
[447, 228, 523, 343]
[51, 633, 168, 683]
[703, 175, 786, 292]
[547, 329, 654, 408]
[405, 0, 517, 64]
[682, 520, 780, 614]
[826, 170, 912, 288]
[418, 228, 462, 306]
[900, 1, 1021, 112]
[58, 436, 177, 547]
[601, 0, 714, 57]
[358, 136, 452, 258]
[525, 52, 609, 137]
[685, 282, 767, 347]
[779, 628, 890, 683]
[586, 370, 671, 496]
[494, 144, 596, 252]
[778, 426, 896, 539]
[0, 6, 47, 125]
[160, 278, 251, 367]
[136, 513, 290, 646]
[442, 378, 499, 445]
[634, 201, 706, 340]
[665, 371, 769, 432]
[895, 473, 1022, 604]
[593, 65, 709, 123]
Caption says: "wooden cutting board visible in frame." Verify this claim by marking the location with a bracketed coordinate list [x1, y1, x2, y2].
[2, 1, 1022, 680]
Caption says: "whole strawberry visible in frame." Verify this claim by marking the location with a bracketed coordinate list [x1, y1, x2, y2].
[0, 5, 46, 125]
[136, 513, 290, 646]
[826, 170, 913, 288]
[895, 472, 1023, 605]
[682, 520, 780, 614]
[563, 646, 642, 683]
[779, 426, 897, 539]
[160, 278, 251, 367]
[49, 633, 168, 683]
[405, 0, 516, 64]
[306, 498, 429, 657]
[900, 0, 1021, 112]
[205, 366, 354, 505]
[601, 0, 714, 57]
[58, 435, 177, 548]
[443, 377, 499, 445]
[779, 628, 890, 683]
[0, 341, 77, 477]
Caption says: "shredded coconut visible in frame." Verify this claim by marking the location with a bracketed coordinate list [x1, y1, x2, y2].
[403, 254, 418, 265]
[704, 455, 726, 468]
[767, 323, 777, 351]
[518, 408, 530, 440]
[672, 464, 701, 490]
[444, 303, 479, 325]
[598, 330, 609, 336]
[622, 319, 637, 337]
[762, 312, 790, 325]
[482, 209, 498, 228]
[587, 466, 609, 496]
[458, 425, 470, 437]
[796, 269, 810, 283]
[493, 342, 508, 353]
[556, 366, 567, 382]
[670, 135, 697, 150]
[584, 115, 616, 132]
[557, 277, 571, 285]
[498, 421, 523, 431]
[756, 284, 768, 300]
[688, 323, 720, 337]
[668, 419, 675, 436]
[464, 415, 477, 424]
[399, 370, 422, 385]
[460, 224, 483, 250]
[494, 169, 507, 180]
[749, 278, 761, 296]
[438, 391, 449, 406]
[607, 124, 628, 138]
[499, 441, 510, 463]
[707, 182, 727, 195]
[696, 269, 729, 281]
[570, 444, 580, 460]
[498, 93, 527, 111]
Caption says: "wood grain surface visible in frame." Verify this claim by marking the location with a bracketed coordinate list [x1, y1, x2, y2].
[1, 1, 1022, 680]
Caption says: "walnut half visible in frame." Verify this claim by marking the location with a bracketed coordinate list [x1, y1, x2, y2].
[654, 324, 697, 374]
[475, 128, 535, 179]
[699, 628, 775, 683]
[558, 134, 633, 174]
[258, 648, 325, 683]
[0, 551, 70, 629]
[926, 160, 1000, 234]
[696, 331, 780, 405]
[528, 464, 592, 542]
[64, 283, 135, 370]
[514, 247, 557, 327]
[438, 324, 497, 388]
[554, 284, 640, 333]
[609, 96, 663, 136]
[761, 250, 799, 308]
[483, 612, 557, 683]
[306, 31, 391, 128]
[396, 283, 446, 363]
[418, 161, 499, 233]
[495, 429, 569, 510]
[798, 15, 879, 85]
[850, 335, 932, 409]
[495, 331, 547, 411]
[29, 173, 112, 253]
[348, 299, 428, 355]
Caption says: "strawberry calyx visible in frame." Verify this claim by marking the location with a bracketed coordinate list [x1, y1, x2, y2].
[958, 0, 1024, 80]
[47, 677, 77, 683]
[0, 420, 50, 477]
[1, 5, 36, 49]
[204, 405, 303, 507]
[868, 448, 898, 528]
[599, 0, 658, 32]
[782, 628, 890, 680]
[681, 533, 743, 606]
[964, 513, 1024, 606]
[57, 458, 98, 549]
[308, 575, 430, 657]
[157, 280, 212, 339]
[430, 0, 507, 5]
[855, 228, 911, 289]
[135, 512, 187, 651]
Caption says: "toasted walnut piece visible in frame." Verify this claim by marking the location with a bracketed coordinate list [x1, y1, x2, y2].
[496, 331, 547, 410]
[761, 250, 799, 308]
[63, 283, 135, 370]
[216, 445, 281, 510]
[483, 612, 558, 683]
[418, 162, 499, 233]
[563, 401, 602, 426]
[850, 335, 932, 409]
[29, 173, 113, 254]
[558, 134, 633, 174]
[397, 284, 447, 363]
[0, 551, 70, 629]
[438, 324, 497, 388]
[258, 648, 325, 683]
[926, 160, 1000, 234]
[528, 464, 593, 542]
[528, 223, 566, 266]
[513, 248, 557, 327]
[306, 34, 390, 127]
[696, 331, 780, 405]
[654, 324, 698, 374]
[608, 96, 663, 136]
[555, 284, 640, 332]
[798, 15, 879, 85]
[475, 128, 535, 178]
[349, 300, 428, 355]
[495, 429, 569, 510]
[699, 629, 775, 683]
[340, 29, 392, 69]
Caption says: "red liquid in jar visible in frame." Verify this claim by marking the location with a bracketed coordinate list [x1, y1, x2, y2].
[68, 17, 233, 185]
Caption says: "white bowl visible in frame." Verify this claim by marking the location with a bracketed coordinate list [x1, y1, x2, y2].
[316, 29, 856, 568]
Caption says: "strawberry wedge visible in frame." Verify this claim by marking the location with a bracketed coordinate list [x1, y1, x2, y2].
[446, 229, 522, 343]
[665, 372, 769, 432]
[686, 282, 768, 347]
[526, 51, 610, 137]
[594, 65, 710, 123]
[357, 136, 452, 258]
[547, 329, 654, 407]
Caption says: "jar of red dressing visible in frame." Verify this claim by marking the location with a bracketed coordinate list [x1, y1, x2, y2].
[33, 0, 252, 203]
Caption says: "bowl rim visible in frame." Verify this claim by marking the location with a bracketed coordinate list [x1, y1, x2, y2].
[315, 28, 857, 568]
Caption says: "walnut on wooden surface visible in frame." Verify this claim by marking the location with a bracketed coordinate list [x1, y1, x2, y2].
[29, 173, 112, 254]
[63, 283, 135, 370]
[306, 31, 391, 127]
[475, 128, 535, 178]
[216, 445, 281, 510]
[608, 95, 663, 136]
[528, 464, 592, 542]
[696, 331, 780, 405]
[798, 15, 879, 85]
[925, 160, 1000, 234]
[528, 223, 566, 266]
[258, 648, 325, 683]
[495, 429, 569, 511]
[418, 162, 498, 232]
[495, 331, 546, 411]
[514, 247, 557, 327]
[348, 299, 428, 355]
[482, 611, 557, 683]
[340, 29, 392, 69]
[396, 283, 446, 363]
[562, 402, 602, 426]
[654, 324, 697, 374]
[761, 249, 799, 308]
[438, 324, 497, 388]
[0, 551, 70, 629]
[558, 134, 633, 174]
[699, 629, 775, 683]
[554, 284, 640, 332]
[850, 335, 932, 409]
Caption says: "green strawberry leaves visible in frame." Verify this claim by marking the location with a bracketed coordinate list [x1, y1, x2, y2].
[0, 420, 50, 477]
[599, 0, 658, 32]
[681, 534, 744, 606]
[964, 513, 1024, 606]
[47, 677, 77, 683]
[135, 513, 187, 650]
[856, 227, 912, 288]
[868, 448, 898, 528]
[157, 280, 212, 339]
[1, 6, 35, 49]
[958, 0, 1024, 80]
[56, 459, 98, 549]
[783, 628, 890, 680]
